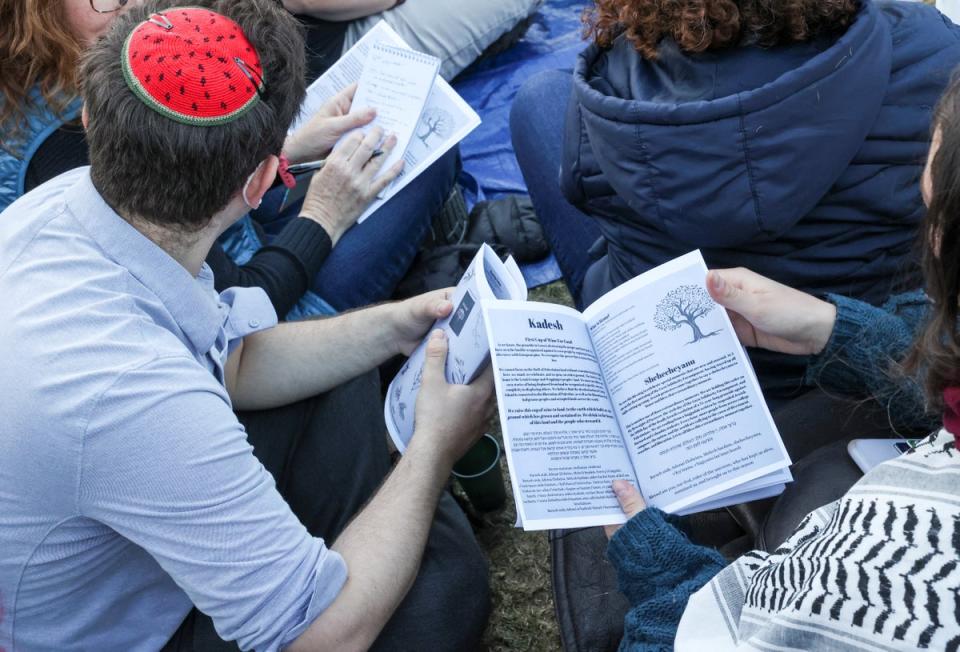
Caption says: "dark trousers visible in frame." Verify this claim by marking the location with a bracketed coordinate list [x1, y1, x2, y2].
[163, 371, 491, 651]
[510, 69, 601, 311]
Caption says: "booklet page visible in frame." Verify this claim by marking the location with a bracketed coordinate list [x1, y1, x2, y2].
[385, 246, 523, 452]
[346, 43, 438, 187]
[290, 21, 481, 223]
[484, 301, 635, 531]
[582, 251, 790, 513]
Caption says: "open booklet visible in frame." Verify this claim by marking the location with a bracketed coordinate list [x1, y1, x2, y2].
[385, 245, 527, 453]
[482, 251, 792, 531]
[289, 21, 481, 223]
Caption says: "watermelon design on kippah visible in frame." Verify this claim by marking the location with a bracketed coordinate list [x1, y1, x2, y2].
[122, 8, 264, 126]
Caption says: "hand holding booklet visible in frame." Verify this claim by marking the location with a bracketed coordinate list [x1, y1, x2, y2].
[385, 245, 527, 452]
[289, 21, 481, 222]
[484, 251, 792, 530]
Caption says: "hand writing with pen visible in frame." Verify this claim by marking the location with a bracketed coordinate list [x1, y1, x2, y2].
[283, 82, 404, 244]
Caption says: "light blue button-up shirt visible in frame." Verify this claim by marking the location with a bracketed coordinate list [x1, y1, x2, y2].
[0, 169, 347, 651]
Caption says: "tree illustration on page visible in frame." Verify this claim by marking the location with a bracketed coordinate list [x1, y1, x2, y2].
[653, 284, 720, 343]
[417, 107, 453, 147]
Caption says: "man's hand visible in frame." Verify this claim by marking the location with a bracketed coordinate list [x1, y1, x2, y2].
[298, 126, 403, 244]
[604, 480, 646, 539]
[283, 83, 373, 164]
[388, 289, 455, 356]
[289, 332, 493, 652]
[409, 330, 494, 467]
[707, 268, 837, 356]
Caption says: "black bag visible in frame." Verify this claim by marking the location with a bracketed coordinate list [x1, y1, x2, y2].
[466, 194, 550, 263]
[396, 192, 549, 299]
[394, 243, 510, 299]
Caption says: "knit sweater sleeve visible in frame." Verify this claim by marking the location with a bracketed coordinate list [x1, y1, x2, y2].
[804, 290, 937, 432]
[206, 217, 332, 318]
[607, 508, 727, 651]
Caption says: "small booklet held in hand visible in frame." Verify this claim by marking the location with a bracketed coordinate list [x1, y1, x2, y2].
[482, 251, 792, 531]
[349, 43, 440, 190]
[291, 22, 480, 223]
[385, 245, 527, 453]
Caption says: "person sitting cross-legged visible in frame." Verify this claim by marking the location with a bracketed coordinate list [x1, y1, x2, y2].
[510, 0, 960, 401]
[0, 2, 493, 650]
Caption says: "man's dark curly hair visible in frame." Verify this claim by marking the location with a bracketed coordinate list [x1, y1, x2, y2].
[584, 0, 859, 59]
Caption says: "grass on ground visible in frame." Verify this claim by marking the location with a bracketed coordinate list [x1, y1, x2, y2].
[453, 280, 575, 652]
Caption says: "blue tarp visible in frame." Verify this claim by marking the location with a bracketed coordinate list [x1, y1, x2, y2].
[453, 0, 590, 287]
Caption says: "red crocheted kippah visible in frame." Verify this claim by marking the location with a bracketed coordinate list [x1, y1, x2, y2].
[121, 8, 264, 126]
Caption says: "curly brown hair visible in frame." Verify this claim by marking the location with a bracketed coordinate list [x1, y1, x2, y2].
[584, 0, 859, 59]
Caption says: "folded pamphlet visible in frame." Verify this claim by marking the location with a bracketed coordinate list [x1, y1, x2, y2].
[344, 42, 439, 192]
[385, 244, 527, 452]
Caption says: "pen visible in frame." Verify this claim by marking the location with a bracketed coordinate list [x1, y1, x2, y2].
[287, 149, 384, 176]
[287, 159, 326, 175]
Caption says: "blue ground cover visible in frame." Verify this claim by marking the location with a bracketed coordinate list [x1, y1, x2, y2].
[453, 0, 590, 287]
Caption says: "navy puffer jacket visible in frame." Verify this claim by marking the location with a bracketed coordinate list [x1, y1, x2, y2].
[562, 0, 960, 309]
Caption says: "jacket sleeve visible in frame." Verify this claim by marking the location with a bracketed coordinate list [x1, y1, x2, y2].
[607, 509, 727, 651]
[805, 289, 938, 432]
[207, 217, 332, 318]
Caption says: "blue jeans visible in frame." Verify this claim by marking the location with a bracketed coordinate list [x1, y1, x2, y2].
[510, 70, 600, 310]
[256, 148, 460, 311]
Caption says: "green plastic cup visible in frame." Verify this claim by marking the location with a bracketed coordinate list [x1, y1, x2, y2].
[453, 434, 506, 512]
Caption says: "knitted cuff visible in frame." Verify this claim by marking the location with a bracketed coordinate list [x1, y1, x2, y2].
[607, 508, 683, 571]
[607, 508, 727, 608]
[264, 217, 333, 281]
[805, 293, 902, 388]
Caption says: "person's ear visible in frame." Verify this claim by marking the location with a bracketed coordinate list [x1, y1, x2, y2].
[81, 104, 89, 130]
[243, 155, 279, 209]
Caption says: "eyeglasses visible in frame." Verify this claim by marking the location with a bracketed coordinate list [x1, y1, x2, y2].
[89, 0, 129, 14]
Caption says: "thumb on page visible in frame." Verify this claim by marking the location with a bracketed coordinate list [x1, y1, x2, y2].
[422, 329, 448, 386]
[707, 270, 753, 314]
[614, 480, 645, 517]
[605, 480, 646, 539]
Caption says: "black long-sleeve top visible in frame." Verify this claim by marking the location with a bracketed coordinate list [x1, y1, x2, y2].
[205, 217, 332, 316]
